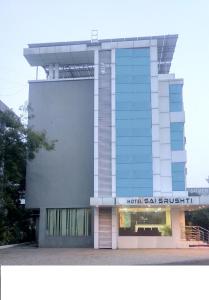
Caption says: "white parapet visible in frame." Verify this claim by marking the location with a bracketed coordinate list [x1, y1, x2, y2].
[170, 111, 185, 123]
[171, 150, 187, 162]
[90, 197, 115, 206]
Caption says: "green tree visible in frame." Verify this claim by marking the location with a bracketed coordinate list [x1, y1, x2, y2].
[0, 108, 56, 245]
[185, 209, 209, 230]
[185, 192, 209, 230]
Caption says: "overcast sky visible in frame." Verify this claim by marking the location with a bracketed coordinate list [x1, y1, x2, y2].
[0, 0, 209, 187]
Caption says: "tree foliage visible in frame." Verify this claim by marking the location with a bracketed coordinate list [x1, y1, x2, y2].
[185, 208, 209, 230]
[0, 108, 56, 245]
[185, 192, 209, 230]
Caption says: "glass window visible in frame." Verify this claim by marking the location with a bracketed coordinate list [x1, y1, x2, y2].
[119, 207, 172, 236]
[46, 208, 91, 237]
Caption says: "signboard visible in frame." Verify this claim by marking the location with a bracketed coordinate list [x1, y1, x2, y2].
[90, 196, 209, 206]
[116, 197, 200, 206]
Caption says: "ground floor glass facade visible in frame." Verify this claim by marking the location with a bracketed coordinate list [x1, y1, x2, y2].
[119, 207, 172, 236]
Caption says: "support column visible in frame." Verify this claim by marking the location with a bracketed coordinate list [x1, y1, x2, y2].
[111, 49, 116, 198]
[54, 63, 59, 79]
[48, 64, 53, 80]
[112, 207, 118, 249]
[93, 207, 99, 249]
[171, 208, 183, 247]
[38, 208, 46, 247]
[94, 50, 99, 197]
[98, 50, 112, 196]
[179, 209, 186, 232]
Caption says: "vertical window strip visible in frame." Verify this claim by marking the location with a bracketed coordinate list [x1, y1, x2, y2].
[52, 209, 56, 236]
[75, 209, 78, 236]
[66, 209, 69, 236]
[46, 208, 91, 237]
[85, 210, 88, 236]
[169, 84, 183, 112]
[115, 48, 153, 197]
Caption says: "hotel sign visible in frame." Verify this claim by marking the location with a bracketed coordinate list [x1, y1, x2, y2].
[90, 196, 209, 207]
[116, 197, 200, 206]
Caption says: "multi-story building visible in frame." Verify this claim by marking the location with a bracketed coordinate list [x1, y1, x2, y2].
[24, 35, 209, 248]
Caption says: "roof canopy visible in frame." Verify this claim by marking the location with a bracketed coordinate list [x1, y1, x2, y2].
[24, 34, 178, 74]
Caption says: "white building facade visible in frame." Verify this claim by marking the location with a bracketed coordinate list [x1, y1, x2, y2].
[90, 35, 207, 249]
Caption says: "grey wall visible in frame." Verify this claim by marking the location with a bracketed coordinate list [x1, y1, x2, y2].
[26, 80, 94, 209]
[26, 79, 94, 247]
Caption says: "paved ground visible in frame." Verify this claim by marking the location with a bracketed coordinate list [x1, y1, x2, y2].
[1, 244, 209, 265]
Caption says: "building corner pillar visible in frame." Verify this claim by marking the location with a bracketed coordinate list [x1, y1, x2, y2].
[112, 207, 118, 249]
[171, 208, 184, 248]
[94, 207, 99, 249]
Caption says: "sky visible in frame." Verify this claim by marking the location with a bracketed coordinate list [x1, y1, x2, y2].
[0, 0, 209, 187]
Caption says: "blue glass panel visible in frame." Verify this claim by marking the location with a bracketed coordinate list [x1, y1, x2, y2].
[171, 132, 184, 140]
[170, 122, 184, 150]
[132, 57, 149, 65]
[116, 145, 152, 155]
[172, 181, 185, 191]
[172, 162, 185, 172]
[116, 75, 151, 84]
[116, 128, 151, 137]
[172, 162, 185, 191]
[169, 84, 183, 94]
[170, 94, 183, 102]
[132, 48, 150, 57]
[116, 48, 150, 57]
[171, 141, 184, 151]
[116, 93, 150, 103]
[132, 67, 150, 76]
[117, 137, 152, 146]
[116, 119, 151, 129]
[116, 65, 150, 76]
[171, 122, 184, 131]
[170, 102, 182, 112]
[116, 49, 134, 57]
[116, 48, 152, 196]
[116, 101, 151, 111]
[117, 179, 153, 188]
[117, 153, 152, 163]
[116, 56, 150, 66]
[116, 110, 151, 120]
[169, 84, 183, 112]
[172, 173, 185, 181]
[116, 83, 150, 93]
[117, 162, 153, 170]
[116, 187, 153, 197]
[117, 163, 152, 174]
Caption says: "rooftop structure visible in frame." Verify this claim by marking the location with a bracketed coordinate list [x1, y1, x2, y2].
[24, 34, 177, 79]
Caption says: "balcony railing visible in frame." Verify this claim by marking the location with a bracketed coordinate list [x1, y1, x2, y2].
[181, 226, 209, 244]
